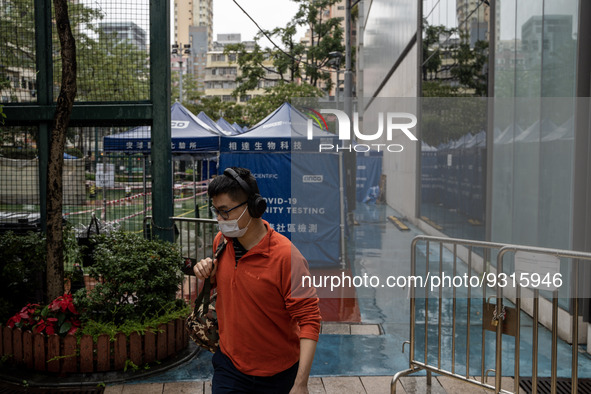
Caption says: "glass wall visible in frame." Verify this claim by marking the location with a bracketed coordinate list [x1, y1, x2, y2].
[420, 0, 490, 240]
[363, 0, 417, 98]
[491, 0, 578, 250]
[492, 1, 579, 307]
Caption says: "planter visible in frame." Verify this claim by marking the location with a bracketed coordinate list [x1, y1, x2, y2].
[0, 318, 188, 374]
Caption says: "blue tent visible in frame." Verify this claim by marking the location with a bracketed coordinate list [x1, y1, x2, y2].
[216, 117, 241, 135]
[103, 102, 220, 155]
[233, 122, 248, 133]
[196, 111, 229, 136]
[219, 103, 344, 268]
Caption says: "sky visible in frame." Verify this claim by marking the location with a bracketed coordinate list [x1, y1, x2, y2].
[79, 0, 303, 48]
[212, 0, 304, 47]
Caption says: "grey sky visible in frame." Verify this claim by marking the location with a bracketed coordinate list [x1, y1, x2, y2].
[213, 0, 303, 45]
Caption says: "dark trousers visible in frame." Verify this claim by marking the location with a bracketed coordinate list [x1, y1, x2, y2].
[211, 350, 299, 394]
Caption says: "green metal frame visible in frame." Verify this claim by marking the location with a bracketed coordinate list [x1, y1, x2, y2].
[3, 0, 173, 241]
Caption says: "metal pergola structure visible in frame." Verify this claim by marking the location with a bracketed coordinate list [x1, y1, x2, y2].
[2, 0, 174, 241]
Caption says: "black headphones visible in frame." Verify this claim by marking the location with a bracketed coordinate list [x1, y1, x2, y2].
[223, 168, 267, 218]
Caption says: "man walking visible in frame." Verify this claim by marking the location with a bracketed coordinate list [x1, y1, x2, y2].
[194, 167, 321, 394]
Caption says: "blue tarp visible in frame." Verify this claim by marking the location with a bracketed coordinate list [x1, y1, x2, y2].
[103, 102, 220, 154]
[219, 103, 343, 267]
[356, 151, 382, 203]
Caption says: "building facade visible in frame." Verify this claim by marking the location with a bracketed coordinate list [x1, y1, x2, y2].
[173, 0, 214, 95]
[203, 35, 280, 103]
[99, 22, 148, 51]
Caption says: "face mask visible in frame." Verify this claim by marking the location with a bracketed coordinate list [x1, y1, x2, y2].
[217, 206, 251, 238]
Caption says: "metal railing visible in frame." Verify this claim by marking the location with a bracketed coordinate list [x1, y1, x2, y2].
[392, 235, 591, 394]
[144, 216, 218, 306]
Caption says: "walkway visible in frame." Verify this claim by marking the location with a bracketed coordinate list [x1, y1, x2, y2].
[104, 376, 524, 393]
[104, 203, 591, 393]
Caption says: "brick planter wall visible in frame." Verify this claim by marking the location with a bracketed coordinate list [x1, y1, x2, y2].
[0, 318, 188, 373]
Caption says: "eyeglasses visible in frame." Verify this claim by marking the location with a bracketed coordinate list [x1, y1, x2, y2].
[210, 201, 248, 220]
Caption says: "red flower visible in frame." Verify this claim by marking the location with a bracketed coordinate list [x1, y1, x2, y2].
[7, 294, 81, 337]
[7, 315, 19, 328]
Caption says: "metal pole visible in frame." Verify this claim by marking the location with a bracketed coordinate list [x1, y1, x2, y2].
[532, 290, 539, 394]
[551, 293, 558, 394]
[495, 256, 503, 392]
[344, 0, 356, 214]
[338, 151, 346, 269]
[336, 68, 340, 110]
[193, 157, 198, 218]
[179, 58, 183, 103]
[572, 258, 580, 394]
[142, 154, 147, 218]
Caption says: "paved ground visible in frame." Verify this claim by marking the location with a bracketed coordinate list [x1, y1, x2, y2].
[104, 375, 523, 393]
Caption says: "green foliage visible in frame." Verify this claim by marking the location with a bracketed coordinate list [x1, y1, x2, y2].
[225, 0, 344, 97]
[1, 0, 149, 103]
[244, 82, 324, 126]
[185, 96, 245, 125]
[451, 39, 488, 96]
[0, 104, 6, 125]
[294, 0, 344, 87]
[422, 22, 451, 81]
[224, 42, 277, 97]
[0, 231, 47, 322]
[421, 97, 487, 146]
[422, 81, 462, 97]
[79, 300, 190, 341]
[74, 232, 184, 325]
[172, 73, 203, 105]
[422, 20, 488, 97]
[63, 225, 83, 273]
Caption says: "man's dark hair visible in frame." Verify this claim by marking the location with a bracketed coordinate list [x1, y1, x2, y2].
[208, 167, 260, 202]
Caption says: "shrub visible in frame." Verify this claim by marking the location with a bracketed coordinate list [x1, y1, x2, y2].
[0, 231, 46, 322]
[74, 232, 184, 325]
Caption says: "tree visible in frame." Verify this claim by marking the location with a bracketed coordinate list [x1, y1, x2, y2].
[242, 82, 323, 126]
[185, 97, 245, 125]
[224, 0, 344, 98]
[422, 22, 449, 81]
[421, 20, 489, 97]
[1, 0, 150, 152]
[47, 0, 77, 300]
[450, 38, 488, 96]
[171, 72, 202, 105]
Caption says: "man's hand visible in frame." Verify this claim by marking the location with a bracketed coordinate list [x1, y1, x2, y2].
[289, 382, 309, 394]
[289, 338, 317, 394]
[193, 257, 217, 279]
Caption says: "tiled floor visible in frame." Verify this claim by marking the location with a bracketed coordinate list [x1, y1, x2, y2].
[104, 375, 524, 394]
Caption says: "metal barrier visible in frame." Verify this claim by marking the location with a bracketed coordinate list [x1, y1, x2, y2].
[392, 235, 591, 394]
[144, 216, 218, 306]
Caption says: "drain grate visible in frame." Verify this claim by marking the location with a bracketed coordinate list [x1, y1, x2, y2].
[519, 377, 591, 394]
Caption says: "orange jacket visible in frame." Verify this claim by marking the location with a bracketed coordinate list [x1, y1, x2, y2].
[213, 221, 321, 376]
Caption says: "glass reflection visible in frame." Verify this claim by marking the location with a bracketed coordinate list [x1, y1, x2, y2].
[420, 0, 490, 240]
